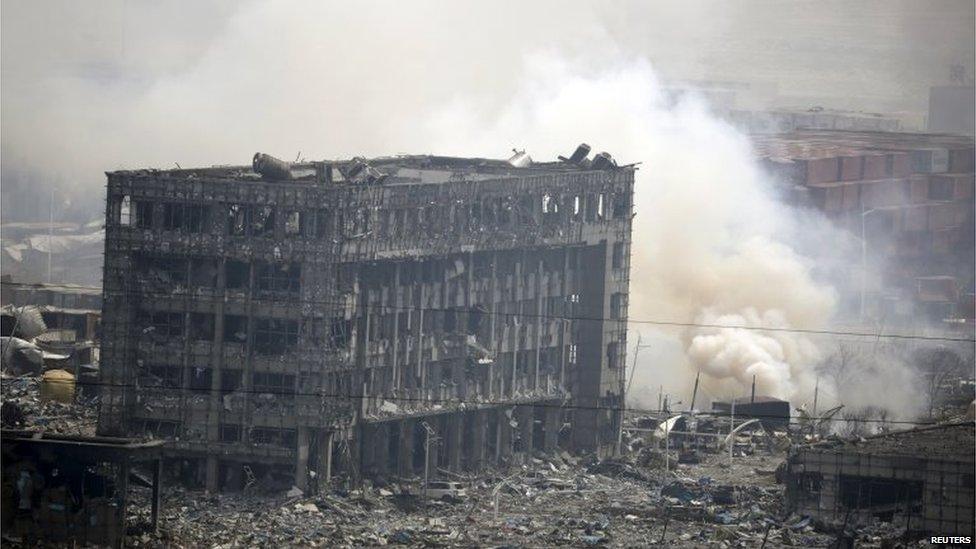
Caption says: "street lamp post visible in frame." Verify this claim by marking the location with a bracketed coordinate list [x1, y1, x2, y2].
[420, 421, 437, 500]
[860, 208, 878, 323]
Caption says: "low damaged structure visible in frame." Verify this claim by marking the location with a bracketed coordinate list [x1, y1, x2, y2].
[1, 429, 164, 547]
[98, 147, 634, 491]
[784, 422, 975, 538]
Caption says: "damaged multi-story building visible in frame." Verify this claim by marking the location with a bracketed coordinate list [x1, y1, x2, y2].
[97, 146, 634, 491]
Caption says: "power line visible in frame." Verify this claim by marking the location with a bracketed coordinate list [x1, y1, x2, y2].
[105, 286, 975, 343]
[24, 377, 955, 427]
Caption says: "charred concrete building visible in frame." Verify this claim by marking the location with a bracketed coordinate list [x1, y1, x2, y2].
[97, 147, 634, 491]
[785, 422, 975, 538]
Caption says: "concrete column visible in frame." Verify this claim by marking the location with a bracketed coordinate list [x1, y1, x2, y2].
[360, 424, 374, 477]
[543, 406, 561, 451]
[374, 423, 390, 477]
[151, 458, 162, 530]
[391, 263, 401, 390]
[447, 413, 463, 471]
[398, 419, 415, 477]
[423, 422, 438, 480]
[497, 408, 513, 462]
[296, 426, 310, 491]
[469, 411, 486, 471]
[209, 258, 226, 449]
[317, 430, 334, 492]
[573, 242, 612, 452]
[518, 405, 535, 455]
[205, 456, 219, 493]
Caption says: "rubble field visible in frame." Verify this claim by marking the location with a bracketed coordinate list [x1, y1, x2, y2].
[1, 372, 953, 548]
[116, 448, 922, 548]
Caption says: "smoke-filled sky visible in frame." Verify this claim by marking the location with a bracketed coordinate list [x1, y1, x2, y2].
[2, 0, 973, 221]
[2, 0, 972, 416]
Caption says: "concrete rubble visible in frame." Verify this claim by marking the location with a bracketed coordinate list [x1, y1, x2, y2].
[116, 447, 939, 548]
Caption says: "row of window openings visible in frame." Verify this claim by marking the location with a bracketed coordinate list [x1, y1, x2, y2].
[135, 420, 296, 448]
[142, 313, 351, 353]
[363, 295, 588, 340]
[221, 426, 296, 448]
[118, 198, 329, 238]
[144, 366, 353, 398]
[142, 292, 620, 351]
[142, 366, 296, 393]
[357, 244, 627, 292]
[376, 193, 628, 235]
[145, 304, 585, 353]
[356, 291, 619, 342]
[116, 192, 630, 238]
[141, 257, 300, 294]
[141, 246, 623, 296]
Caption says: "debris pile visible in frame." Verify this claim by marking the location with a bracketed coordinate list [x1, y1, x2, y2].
[117, 448, 883, 548]
[0, 373, 97, 435]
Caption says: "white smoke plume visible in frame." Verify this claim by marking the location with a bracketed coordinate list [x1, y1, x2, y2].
[406, 54, 857, 415]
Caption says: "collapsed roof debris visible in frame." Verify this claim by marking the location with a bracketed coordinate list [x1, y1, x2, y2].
[252, 152, 294, 180]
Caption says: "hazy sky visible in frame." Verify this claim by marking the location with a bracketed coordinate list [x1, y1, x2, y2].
[1, 0, 973, 221]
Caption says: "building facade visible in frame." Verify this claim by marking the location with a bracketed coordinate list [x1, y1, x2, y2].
[97, 151, 634, 491]
[753, 130, 975, 326]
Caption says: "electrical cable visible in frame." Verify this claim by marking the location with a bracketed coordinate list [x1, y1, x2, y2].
[23, 377, 960, 427]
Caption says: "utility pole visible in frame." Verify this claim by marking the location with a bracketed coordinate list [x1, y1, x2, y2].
[860, 208, 877, 323]
[689, 372, 700, 413]
[750, 375, 756, 404]
[47, 187, 54, 283]
[664, 417, 670, 478]
[619, 335, 652, 455]
[420, 421, 436, 501]
[729, 397, 736, 464]
[813, 378, 819, 417]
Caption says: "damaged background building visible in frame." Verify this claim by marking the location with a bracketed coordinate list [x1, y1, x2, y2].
[785, 422, 974, 537]
[97, 147, 634, 492]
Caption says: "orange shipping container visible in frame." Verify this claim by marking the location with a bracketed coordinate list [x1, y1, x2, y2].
[862, 154, 888, 179]
[824, 186, 844, 212]
[840, 156, 863, 181]
[903, 206, 928, 232]
[842, 183, 860, 210]
[805, 157, 840, 184]
[954, 174, 975, 200]
[948, 148, 975, 173]
[892, 153, 912, 178]
[909, 175, 929, 203]
[928, 203, 957, 230]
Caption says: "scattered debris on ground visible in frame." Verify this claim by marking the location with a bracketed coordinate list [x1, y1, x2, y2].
[1, 373, 963, 547]
[1, 372, 97, 436]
